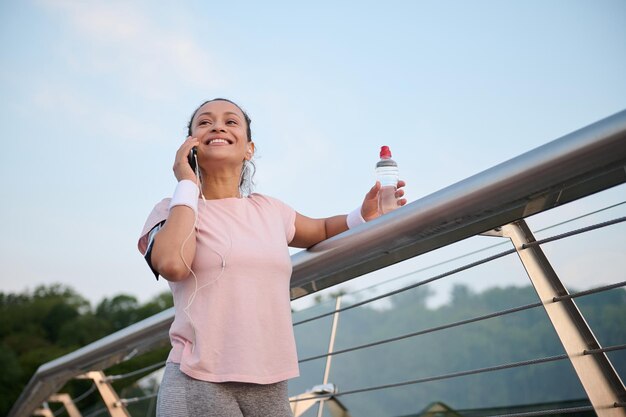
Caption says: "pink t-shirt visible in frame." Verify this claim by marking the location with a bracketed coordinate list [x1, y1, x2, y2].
[138, 193, 299, 384]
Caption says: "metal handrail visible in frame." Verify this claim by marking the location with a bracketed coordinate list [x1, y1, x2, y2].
[8, 109, 626, 417]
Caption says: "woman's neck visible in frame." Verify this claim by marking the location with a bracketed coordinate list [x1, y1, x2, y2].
[201, 186, 241, 200]
[199, 169, 242, 200]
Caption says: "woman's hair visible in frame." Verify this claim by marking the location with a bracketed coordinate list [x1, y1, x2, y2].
[187, 98, 256, 196]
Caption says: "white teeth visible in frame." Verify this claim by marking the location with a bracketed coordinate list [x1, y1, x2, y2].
[209, 139, 229, 144]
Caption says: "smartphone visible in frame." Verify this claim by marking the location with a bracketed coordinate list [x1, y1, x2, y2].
[188, 147, 198, 173]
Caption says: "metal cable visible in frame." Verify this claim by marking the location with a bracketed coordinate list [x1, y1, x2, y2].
[106, 360, 166, 382]
[553, 280, 626, 302]
[52, 384, 98, 416]
[119, 392, 158, 406]
[522, 216, 626, 249]
[584, 343, 626, 355]
[479, 405, 596, 417]
[51, 405, 65, 417]
[293, 248, 517, 326]
[72, 383, 97, 403]
[292, 354, 569, 402]
[534, 201, 626, 234]
[298, 280, 625, 363]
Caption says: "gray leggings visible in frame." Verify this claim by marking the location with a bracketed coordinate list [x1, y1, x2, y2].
[157, 362, 293, 417]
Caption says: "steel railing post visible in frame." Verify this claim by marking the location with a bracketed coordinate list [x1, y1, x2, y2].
[76, 372, 131, 417]
[498, 219, 626, 416]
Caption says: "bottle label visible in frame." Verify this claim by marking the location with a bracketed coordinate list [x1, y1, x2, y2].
[376, 166, 399, 187]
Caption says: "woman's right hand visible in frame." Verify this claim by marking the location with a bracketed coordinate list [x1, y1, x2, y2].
[173, 136, 200, 182]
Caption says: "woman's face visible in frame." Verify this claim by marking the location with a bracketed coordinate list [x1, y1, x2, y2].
[190, 100, 253, 165]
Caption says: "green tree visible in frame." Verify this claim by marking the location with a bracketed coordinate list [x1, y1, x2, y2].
[96, 294, 141, 331]
[0, 285, 174, 416]
[0, 344, 22, 413]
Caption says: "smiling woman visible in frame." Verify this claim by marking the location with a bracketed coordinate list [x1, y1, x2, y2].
[136, 98, 407, 417]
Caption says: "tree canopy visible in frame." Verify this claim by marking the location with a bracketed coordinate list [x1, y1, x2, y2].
[0, 284, 173, 416]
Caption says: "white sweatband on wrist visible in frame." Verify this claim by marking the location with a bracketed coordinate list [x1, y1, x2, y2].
[169, 180, 200, 214]
[346, 206, 366, 229]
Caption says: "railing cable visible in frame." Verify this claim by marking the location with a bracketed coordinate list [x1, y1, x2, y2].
[479, 405, 596, 417]
[72, 383, 97, 403]
[534, 200, 625, 234]
[584, 343, 626, 355]
[553, 280, 626, 302]
[522, 216, 626, 249]
[119, 392, 158, 406]
[298, 280, 625, 363]
[52, 383, 97, 416]
[106, 360, 166, 382]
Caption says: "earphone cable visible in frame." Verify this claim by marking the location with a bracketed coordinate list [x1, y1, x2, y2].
[181, 164, 234, 350]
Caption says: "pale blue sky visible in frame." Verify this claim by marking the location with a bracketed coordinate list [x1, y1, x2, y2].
[1, 0, 625, 306]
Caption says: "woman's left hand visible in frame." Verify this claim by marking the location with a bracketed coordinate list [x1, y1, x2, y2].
[361, 180, 407, 221]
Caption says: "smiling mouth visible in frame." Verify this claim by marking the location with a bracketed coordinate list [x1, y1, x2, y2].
[205, 138, 233, 145]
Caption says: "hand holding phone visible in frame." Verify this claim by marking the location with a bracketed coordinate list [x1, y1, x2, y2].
[174, 137, 199, 182]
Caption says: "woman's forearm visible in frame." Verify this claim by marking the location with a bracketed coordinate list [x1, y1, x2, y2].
[151, 206, 197, 281]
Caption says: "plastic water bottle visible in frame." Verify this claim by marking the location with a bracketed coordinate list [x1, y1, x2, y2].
[376, 146, 399, 215]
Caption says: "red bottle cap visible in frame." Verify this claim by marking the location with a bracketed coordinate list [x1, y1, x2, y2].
[380, 146, 392, 159]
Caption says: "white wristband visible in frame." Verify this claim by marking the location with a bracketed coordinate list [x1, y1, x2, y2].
[346, 206, 366, 229]
[169, 180, 200, 214]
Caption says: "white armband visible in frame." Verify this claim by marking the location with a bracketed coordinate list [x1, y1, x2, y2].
[169, 180, 200, 214]
[346, 206, 366, 229]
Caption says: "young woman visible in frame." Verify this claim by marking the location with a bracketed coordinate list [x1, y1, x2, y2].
[138, 98, 406, 416]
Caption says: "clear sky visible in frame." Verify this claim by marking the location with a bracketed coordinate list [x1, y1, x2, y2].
[1, 0, 625, 308]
